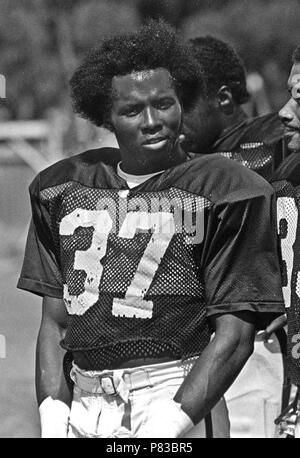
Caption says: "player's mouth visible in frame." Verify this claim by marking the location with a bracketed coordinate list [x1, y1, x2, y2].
[284, 127, 300, 143]
[284, 125, 300, 136]
[284, 126, 300, 150]
[142, 136, 169, 150]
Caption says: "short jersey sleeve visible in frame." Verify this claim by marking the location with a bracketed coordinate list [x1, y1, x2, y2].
[203, 188, 285, 324]
[17, 176, 63, 298]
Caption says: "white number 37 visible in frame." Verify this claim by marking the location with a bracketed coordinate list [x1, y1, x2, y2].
[60, 209, 175, 317]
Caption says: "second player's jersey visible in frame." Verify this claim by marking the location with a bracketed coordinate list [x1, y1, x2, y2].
[17, 148, 284, 370]
[273, 154, 300, 386]
[214, 112, 285, 177]
[215, 116, 300, 386]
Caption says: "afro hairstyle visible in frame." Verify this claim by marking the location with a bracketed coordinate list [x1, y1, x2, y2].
[188, 36, 250, 105]
[70, 20, 204, 130]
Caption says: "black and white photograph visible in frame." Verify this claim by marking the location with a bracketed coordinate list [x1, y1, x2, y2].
[0, 0, 299, 440]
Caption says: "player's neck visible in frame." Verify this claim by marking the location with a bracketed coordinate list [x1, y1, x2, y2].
[120, 146, 187, 175]
[221, 107, 247, 135]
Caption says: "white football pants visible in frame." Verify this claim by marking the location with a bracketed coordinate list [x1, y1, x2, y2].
[67, 358, 230, 438]
[225, 331, 284, 438]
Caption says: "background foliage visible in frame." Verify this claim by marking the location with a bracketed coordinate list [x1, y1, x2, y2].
[0, 0, 299, 120]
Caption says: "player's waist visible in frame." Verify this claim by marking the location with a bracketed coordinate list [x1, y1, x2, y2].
[69, 356, 198, 399]
[61, 337, 209, 371]
[61, 339, 183, 371]
[73, 352, 176, 370]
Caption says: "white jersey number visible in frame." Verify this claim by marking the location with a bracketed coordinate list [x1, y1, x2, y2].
[60, 209, 175, 316]
[277, 197, 300, 308]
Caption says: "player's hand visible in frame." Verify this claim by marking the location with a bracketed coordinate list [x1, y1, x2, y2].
[136, 399, 194, 438]
[259, 314, 287, 342]
[39, 396, 70, 438]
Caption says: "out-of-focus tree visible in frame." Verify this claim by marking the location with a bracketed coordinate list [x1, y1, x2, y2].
[135, 0, 233, 27]
[182, 0, 300, 110]
[0, 0, 140, 121]
[0, 0, 59, 119]
[1, 0, 300, 122]
[136, 0, 189, 27]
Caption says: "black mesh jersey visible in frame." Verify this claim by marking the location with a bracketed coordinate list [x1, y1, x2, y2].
[272, 154, 300, 386]
[17, 147, 284, 370]
[213, 112, 285, 174]
[213, 114, 300, 386]
[217, 143, 276, 182]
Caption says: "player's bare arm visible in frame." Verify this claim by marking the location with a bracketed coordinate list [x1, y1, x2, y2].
[173, 311, 255, 424]
[35, 296, 72, 437]
[36, 296, 70, 406]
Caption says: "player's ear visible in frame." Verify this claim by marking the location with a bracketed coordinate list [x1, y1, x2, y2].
[217, 85, 234, 114]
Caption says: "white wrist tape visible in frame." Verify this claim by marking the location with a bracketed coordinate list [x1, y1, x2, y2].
[139, 399, 194, 438]
[39, 396, 70, 438]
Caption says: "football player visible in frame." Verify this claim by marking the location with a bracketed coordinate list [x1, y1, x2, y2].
[17, 21, 284, 438]
[183, 36, 285, 174]
[182, 35, 298, 438]
[273, 45, 300, 438]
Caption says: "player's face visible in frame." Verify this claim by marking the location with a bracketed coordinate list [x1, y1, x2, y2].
[110, 68, 183, 173]
[279, 62, 300, 153]
[182, 94, 223, 154]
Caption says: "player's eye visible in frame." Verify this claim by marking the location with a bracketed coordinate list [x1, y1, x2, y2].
[121, 106, 141, 117]
[154, 99, 174, 110]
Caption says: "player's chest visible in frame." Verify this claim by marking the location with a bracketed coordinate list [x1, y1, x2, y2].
[55, 185, 210, 279]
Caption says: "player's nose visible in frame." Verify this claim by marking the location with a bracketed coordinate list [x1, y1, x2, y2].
[141, 107, 162, 133]
[279, 101, 295, 125]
